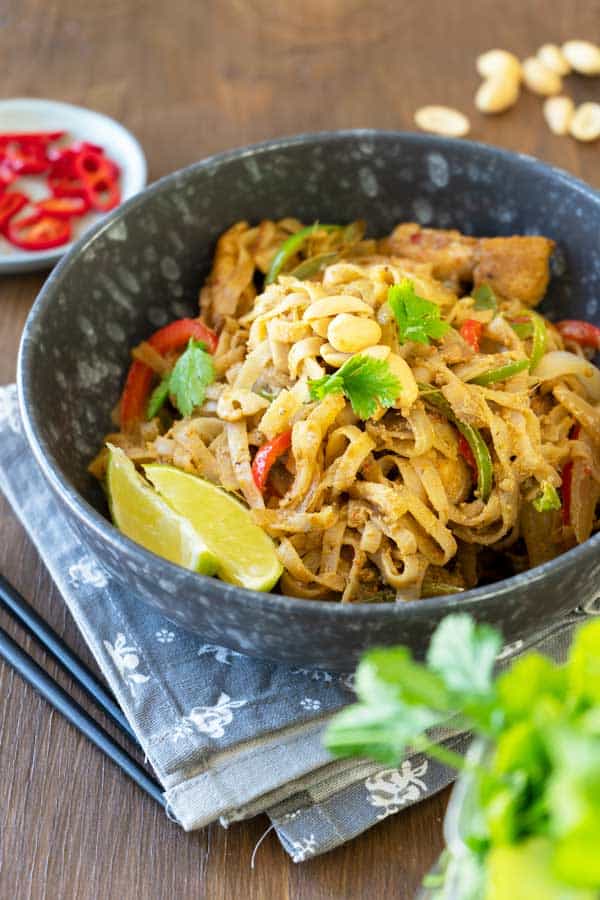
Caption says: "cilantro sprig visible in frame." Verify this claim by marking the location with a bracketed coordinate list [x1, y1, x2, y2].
[325, 614, 600, 896]
[146, 339, 215, 419]
[308, 354, 401, 420]
[388, 279, 450, 345]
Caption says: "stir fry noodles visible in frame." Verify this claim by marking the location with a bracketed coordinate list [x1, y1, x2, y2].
[92, 219, 600, 602]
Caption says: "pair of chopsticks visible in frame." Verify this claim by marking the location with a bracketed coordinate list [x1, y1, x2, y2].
[0, 573, 165, 807]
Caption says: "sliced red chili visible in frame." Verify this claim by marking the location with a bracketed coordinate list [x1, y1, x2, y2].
[0, 192, 28, 230]
[48, 171, 88, 198]
[119, 319, 219, 429]
[6, 213, 71, 251]
[0, 130, 65, 145]
[0, 162, 17, 191]
[252, 430, 293, 492]
[556, 319, 600, 350]
[4, 140, 50, 175]
[459, 319, 484, 352]
[458, 433, 477, 477]
[74, 148, 120, 212]
[36, 196, 90, 218]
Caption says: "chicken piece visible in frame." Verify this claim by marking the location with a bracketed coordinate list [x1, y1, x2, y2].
[472, 236, 555, 307]
[379, 223, 477, 285]
[380, 224, 555, 306]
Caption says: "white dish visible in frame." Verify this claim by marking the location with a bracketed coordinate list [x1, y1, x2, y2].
[0, 98, 147, 274]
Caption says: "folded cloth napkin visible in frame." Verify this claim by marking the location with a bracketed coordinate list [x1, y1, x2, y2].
[0, 383, 595, 862]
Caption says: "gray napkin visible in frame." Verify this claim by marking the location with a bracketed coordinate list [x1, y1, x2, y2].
[0, 383, 594, 862]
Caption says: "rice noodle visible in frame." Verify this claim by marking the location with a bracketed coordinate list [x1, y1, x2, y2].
[93, 218, 600, 603]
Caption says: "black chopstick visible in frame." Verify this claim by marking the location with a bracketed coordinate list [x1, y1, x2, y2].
[0, 573, 136, 742]
[0, 622, 165, 808]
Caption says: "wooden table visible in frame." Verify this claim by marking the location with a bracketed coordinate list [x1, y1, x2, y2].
[1, 2, 598, 897]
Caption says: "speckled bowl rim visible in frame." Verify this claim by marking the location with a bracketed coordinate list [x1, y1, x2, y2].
[17, 129, 600, 622]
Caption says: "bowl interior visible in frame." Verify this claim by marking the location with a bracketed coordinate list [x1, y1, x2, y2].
[19, 130, 600, 584]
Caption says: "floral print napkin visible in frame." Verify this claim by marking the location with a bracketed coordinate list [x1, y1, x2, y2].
[0, 384, 594, 862]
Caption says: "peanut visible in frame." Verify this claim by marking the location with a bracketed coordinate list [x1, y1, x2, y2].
[310, 317, 333, 339]
[562, 40, 600, 76]
[386, 353, 419, 408]
[543, 96, 575, 135]
[475, 76, 520, 114]
[569, 102, 600, 142]
[476, 49, 522, 83]
[319, 343, 389, 368]
[522, 57, 562, 96]
[327, 314, 382, 353]
[537, 43, 571, 76]
[414, 105, 470, 138]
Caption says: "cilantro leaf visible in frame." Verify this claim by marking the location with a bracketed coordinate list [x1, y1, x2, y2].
[472, 282, 498, 311]
[426, 613, 501, 697]
[567, 619, 600, 706]
[169, 339, 215, 417]
[308, 354, 401, 419]
[496, 653, 566, 724]
[387, 279, 450, 345]
[533, 481, 562, 513]
[147, 375, 172, 420]
[323, 699, 441, 765]
[356, 646, 454, 711]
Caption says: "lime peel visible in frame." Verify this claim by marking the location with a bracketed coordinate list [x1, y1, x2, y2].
[144, 464, 283, 592]
[106, 444, 217, 575]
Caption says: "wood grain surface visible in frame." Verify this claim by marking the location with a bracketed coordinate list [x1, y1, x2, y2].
[1, 1, 599, 897]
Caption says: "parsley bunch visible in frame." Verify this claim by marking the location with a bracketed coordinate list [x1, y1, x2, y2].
[326, 614, 600, 898]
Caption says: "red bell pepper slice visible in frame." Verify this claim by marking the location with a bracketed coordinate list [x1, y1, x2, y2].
[119, 319, 219, 429]
[556, 320, 600, 350]
[74, 148, 120, 212]
[252, 430, 293, 492]
[36, 196, 90, 218]
[458, 433, 477, 477]
[0, 130, 65, 145]
[459, 319, 484, 352]
[561, 425, 581, 525]
[0, 192, 28, 230]
[5, 213, 71, 251]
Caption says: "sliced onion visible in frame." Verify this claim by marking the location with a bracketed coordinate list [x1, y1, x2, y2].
[532, 350, 600, 402]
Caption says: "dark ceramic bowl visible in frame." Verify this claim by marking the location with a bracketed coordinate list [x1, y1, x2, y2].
[18, 130, 600, 670]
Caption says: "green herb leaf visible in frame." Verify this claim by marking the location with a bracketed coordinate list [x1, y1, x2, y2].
[427, 613, 502, 697]
[356, 647, 454, 711]
[168, 339, 215, 417]
[146, 374, 172, 420]
[496, 653, 566, 724]
[472, 283, 498, 311]
[308, 354, 401, 419]
[567, 619, 600, 706]
[388, 279, 451, 345]
[324, 699, 442, 766]
[533, 481, 561, 513]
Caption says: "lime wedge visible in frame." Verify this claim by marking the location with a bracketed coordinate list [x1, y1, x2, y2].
[144, 465, 283, 592]
[106, 445, 218, 575]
